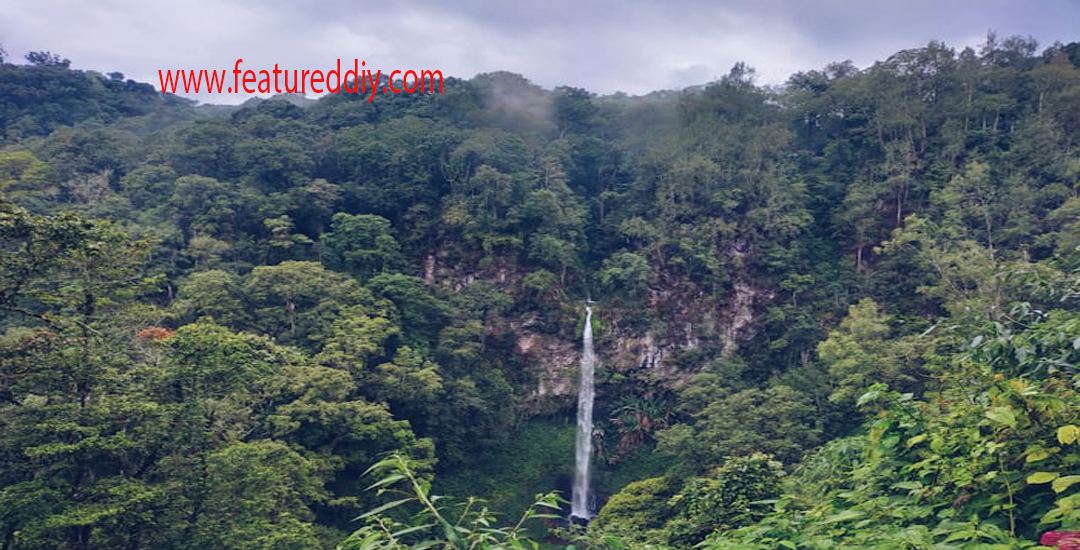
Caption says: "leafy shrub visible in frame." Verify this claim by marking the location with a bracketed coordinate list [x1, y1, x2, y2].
[665, 453, 784, 546]
[590, 476, 679, 544]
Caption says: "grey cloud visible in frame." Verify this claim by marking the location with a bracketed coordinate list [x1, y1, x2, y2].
[1, 0, 1077, 104]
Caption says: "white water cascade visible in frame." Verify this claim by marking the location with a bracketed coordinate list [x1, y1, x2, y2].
[571, 306, 596, 520]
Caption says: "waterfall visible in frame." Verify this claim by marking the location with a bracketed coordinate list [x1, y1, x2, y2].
[571, 306, 596, 520]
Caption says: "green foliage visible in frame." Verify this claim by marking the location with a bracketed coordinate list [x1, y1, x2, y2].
[172, 440, 325, 550]
[366, 273, 448, 351]
[589, 476, 679, 544]
[172, 269, 249, 326]
[657, 384, 823, 467]
[322, 213, 404, 279]
[596, 393, 673, 465]
[118, 164, 177, 210]
[339, 454, 560, 550]
[590, 454, 783, 547]
[967, 308, 1080, 380]
[0, 204, 432, 548]
[0, 60, 190, 144]
[666, 453, 784, 546]
[0, 150, 51, 209]
[699, 339, 1078, 549]
[243, 260, 370, 347]
[597, 251, 652, 301]
[521, 269, 562, 310]
[817, 298, 925, 404]
[436, 420, 575, 525]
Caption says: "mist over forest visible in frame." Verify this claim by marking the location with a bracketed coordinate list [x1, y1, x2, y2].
[1, 34, 1079, 550]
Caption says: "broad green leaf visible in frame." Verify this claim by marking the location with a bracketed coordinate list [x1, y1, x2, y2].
[892, 481, 923, 490]
[856, 389, 881, 408]
[392, 524, 436, 537]
[1052, 475, 1080, 493]
[1027, 472, 1060, 484]
[356, 498, 414, 519]
[906, 434, 928, 448]
[1058, 425, 1079, 445]
[1040, 507, 1065, 525]
[822, 509, 864, 524]
[602, 535, 626, 550]
[1025, 448, 1051, 463]
[366, 474, 406, 491]
[985, 407, 1016, 428]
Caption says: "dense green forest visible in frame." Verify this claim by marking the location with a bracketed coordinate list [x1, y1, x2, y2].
[1, 35, 1079, 549]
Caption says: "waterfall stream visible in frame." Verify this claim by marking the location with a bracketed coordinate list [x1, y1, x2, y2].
[571, 306, 595, 520]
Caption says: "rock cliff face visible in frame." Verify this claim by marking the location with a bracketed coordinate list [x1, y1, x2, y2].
[428, 253, 773, 413]
[515, 321, 577, 399]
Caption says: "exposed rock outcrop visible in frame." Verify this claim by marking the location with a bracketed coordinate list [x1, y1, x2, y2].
[425, 250, 774, 414]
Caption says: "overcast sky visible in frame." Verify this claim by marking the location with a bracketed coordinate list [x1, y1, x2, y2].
[2, 0, 1078, 104]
